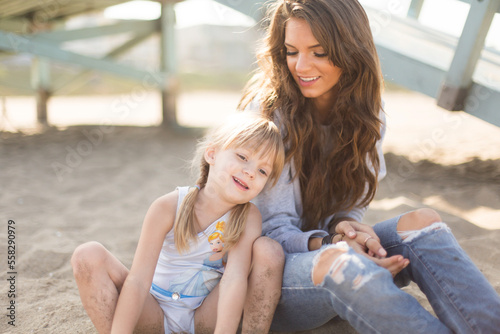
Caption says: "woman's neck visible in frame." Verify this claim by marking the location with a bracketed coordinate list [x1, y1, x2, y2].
[312, 87, 339, 125]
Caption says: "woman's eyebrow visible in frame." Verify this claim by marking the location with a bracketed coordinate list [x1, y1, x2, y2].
[284, 42, 322, 49]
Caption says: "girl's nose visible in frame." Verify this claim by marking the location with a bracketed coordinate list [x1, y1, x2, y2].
[243, 168, 255, 179]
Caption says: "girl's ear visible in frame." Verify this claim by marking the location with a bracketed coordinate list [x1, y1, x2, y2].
[204, 146, 216, 165]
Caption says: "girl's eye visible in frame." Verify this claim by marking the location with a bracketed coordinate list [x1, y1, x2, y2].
[258, 169, 268, 176]
[237, 154, 247, 161]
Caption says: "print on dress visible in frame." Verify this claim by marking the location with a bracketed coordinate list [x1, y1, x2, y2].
[168, 221, 226, 297]
[206, 221, 226, 268]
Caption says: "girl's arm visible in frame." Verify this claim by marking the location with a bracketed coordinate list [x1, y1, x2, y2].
[110, 191, 178, 334]
[214, 203, 262, 334]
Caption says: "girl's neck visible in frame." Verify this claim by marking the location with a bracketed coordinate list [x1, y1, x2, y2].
[194, 188, 235, 231]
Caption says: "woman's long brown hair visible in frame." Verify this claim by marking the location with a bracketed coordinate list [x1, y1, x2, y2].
[239, 0, 383, 231]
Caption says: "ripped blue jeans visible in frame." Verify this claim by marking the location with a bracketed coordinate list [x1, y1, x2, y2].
[270, 216, 500, 334]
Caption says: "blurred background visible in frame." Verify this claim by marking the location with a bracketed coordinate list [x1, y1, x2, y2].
[1, 0, 499, 132]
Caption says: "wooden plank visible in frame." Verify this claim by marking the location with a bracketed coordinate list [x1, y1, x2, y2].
[0, 0, 127, 20]
[376, 44, 445, 98]
[33, 20, 159, 43]
[53, 30, 154, 94]
[0, 30, 170, 87]
[366, 4, 500, 126]
[457, 0, 500, 13]
[211, 0, 265, 21]
[365, 5, 500, 91]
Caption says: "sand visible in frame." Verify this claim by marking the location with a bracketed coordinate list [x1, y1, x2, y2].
[1, 90, 499, 334]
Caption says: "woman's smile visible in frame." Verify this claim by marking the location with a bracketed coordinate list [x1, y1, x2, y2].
[298, 76, 320, 87]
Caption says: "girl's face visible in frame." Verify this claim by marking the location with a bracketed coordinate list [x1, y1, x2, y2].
[285, 18, 343, 111]
[210, 237, 224, 252]
[205, 144, 274, 204]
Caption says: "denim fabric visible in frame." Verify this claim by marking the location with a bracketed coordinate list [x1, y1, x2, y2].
[270, 216, 500, 334]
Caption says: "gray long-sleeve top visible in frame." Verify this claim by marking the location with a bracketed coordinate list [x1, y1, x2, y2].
[249, 103, 387, 254]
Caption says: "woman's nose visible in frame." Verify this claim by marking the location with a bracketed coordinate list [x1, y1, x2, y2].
[295, 54, 311, 72]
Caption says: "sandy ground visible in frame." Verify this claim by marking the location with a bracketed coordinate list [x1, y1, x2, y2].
[1, 90, 500, 334]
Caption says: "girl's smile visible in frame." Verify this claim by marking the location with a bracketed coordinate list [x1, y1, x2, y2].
[233, 176, 249, 190]
[205, 146, 273, 205]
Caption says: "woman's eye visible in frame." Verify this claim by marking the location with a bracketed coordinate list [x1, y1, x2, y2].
[286, 50, 298, 56]
[314, 52, 328, 57]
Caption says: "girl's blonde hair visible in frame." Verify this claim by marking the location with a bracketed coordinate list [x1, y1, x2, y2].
[240, 0, 383, 231]
[174, 113, 285, 253]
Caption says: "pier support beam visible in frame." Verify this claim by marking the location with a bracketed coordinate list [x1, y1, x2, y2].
[437, 0, 499, 111]
[160, 1, 178, 128]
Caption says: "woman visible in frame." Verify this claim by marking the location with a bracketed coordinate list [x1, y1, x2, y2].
[239, 0, 500, 333]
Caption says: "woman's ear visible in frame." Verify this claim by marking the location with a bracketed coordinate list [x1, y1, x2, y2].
[204, 146, 216, 165]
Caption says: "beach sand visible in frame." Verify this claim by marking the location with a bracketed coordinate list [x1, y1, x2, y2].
[1, 90, 499, 333]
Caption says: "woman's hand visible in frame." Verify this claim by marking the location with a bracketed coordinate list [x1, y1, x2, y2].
[338, 232, 409, 277]
[335, 221, 409, 277]
[371, 256, 409, 278]
[334, 220, 386, 257]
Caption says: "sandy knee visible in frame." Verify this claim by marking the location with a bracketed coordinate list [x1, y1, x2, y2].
[253, 236, 285, 268]
[71, 241, 107, 278]
[312, 247, 348, 286]
[398, 208, 442, 232]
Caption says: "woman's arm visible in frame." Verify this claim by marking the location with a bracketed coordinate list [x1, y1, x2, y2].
[253, 164, 328, 253]
[214, 204, 262, 334]
[110, 191, 177, 334]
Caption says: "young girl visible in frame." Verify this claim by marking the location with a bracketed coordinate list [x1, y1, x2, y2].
[71, 113, 285, 334]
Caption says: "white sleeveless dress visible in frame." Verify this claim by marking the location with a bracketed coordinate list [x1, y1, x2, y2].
[150, 186, 229, 333]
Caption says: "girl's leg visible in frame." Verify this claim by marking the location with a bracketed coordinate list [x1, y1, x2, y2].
[71, 241, 164, 334]
[242, 237, 284, 332]
[271, 240, 451, 334]
[194, 236, 284, 334]
[375, 208, 500, 334]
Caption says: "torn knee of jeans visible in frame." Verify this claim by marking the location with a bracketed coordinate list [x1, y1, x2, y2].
[311, 244, 372, 290]
[398, 222, 450, 242]
[312, 247, 347, 286]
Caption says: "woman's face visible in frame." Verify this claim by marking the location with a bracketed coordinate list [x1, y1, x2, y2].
[285, 18, 342, 108]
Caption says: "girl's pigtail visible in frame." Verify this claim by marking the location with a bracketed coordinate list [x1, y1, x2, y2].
[174, 159, 210, 253]
[223, 202, 251, 252]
